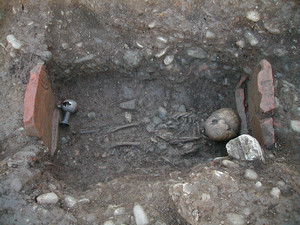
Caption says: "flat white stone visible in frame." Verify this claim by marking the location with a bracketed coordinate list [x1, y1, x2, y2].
[244, 168, 258, 180]
[246, 11, 260, 22]
[37, 192, 59, 204]
[290, 120, 300, 132]
[270, 187, 281, 199]
[6, 34, 23, 49]
[133, 204, 149, 225]
[64, 195, 77, 208]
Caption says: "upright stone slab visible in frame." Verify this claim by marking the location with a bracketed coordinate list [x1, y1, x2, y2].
[23, 64, 56, 151]
[247, 59, 275, 148]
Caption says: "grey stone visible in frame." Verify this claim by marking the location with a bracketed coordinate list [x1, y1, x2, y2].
[244, 31, 258, 46]
[133, 204, 149, 225]
[114, 207, 126, 216]
[158, 107, 167, 119]
[187, 47, 207, 59]
[104, 220, 115, 225]
[10, 178, 23, 192]
[226, 213, 245, 225]
[119, 99, 136, 110]
[6, 34, 23, 49]
[226, 135, 265, 162]
[37, 192, 59, 204]
[64, 195, 77, 208]
[205, 31, 216, 39]
[74, 54, 94, 63]
[236, 40, 246, 49]
[146, 124, 155, 133]
[36, 51, 53, 62]
[124, 112, 132, 123]
[244, 168, 258, 180]
[61, 42, 69, 50]
[123, 50, 143, 67]
[270, 187, 281, 198]
[290, 120, 300, 132]
[178, 105, 186, 112]
[164, 55, 174, 65]
[246, 10, 260, 22]
[153, 117, 162, 125]
[87, 112, 96, 120]
[122, 86, 134, 99]
[61, 137, 68, 144]
[221, 159, 239, 169]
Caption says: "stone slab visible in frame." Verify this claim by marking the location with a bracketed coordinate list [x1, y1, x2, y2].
[23, 64, 56, 150]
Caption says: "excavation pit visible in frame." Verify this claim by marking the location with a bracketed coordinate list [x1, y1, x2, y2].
[49, 68, 239, 190]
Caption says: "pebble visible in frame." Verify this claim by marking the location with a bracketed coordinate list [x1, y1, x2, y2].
[61, 137, 68, 144]
[246, 10, 260, 22]
[221, 159, 239, 169]
[37, 192, 59, 204]
[74, 54, 95, 63]
[123, 50, 143, 67]
[122, 86, 134, 99]
[226, 134, 265, 162]
[153, 117, 162, 125]
[155, 47, 168, 58]
[76, 42, 83, 48]
[178, 105, 186, 112]
[61, 42, 69, 50]
[236, 40, 246, 49]
[146, 124, 155, 133]
[204, 108, 240, 141]
[255, 181, 262, 188]
[244, 169, 258, 180]
[158, 107, 167, 119]
[164, 55, 174, 65]
[36, 51, 53, 62]
[64, 195, 77, 208]
[263, 21, 281, 35]
[205, 30, 216, 39]
[104, 220, 115, 225]
[87, 112, 96, 120]
[226, 213, 245, 225]
[244, 31, 258, 46]
[270, 187, 281, 198]
[142, 117, 151, 124]
[187, 47, 207, 59]
[148, 21, 156, 28]
[133, 204, 149, 225]
[119, 99, 136, 110]
[6, 34, 23, 50]
[290, 120, 300, 132]
[125, 112, 132, 123]
[114, 207, 126, 216]
[10, 178, 23, 192]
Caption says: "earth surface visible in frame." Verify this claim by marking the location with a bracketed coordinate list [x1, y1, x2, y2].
[0, 0, 299, 224]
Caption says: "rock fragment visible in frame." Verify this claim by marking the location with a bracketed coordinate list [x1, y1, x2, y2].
[204, 108, 240, 141]
[246, 10, 260, 22]
[290, 120, 300, 132]
[10, 178, 23, 192]
[119, 99, 136, 110]
[37, 192, 59, 204]
[270, 187, 281, 199]
[164, 55, 174, 65]
[64, 195, 77, 208]
[133, 204, 149, 225]
[226, 134, 265, 162]
[244, 169, 258, 180]
[187, 47, 207, 59]
[244, 31, 258, 46]
[226, 213, 245, 225]
[123, 50, 143, 67]
[6, 34, 23, 49]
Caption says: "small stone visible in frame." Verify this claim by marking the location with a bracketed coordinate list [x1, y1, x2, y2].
[270, 187, 281, 198]
[10, 178, 23, 192]
[87, 112, 96, 120]
[125, 112, 132, 123]
[187, 47, 207, 59]
[155, 47, 168, 58]
[236, 40, 246, 49]
[37, 192, 59, 204]
[114, 207, 126, 216]
[153, 117, 162, 125]
[246, 10, 260, 22]
[142, 117, 151, 124]
[290, 120, 300, 132]
[119, 99, 136, 110]
[221, 159, 239, 169]
[146, 124, 155, 133]
[158, 107, 167, 119]
[148, 21, 156, 28]
[244, 31, 259, 46]
[61, 137, 68, 144]
[263, 21, 281, 35]
[123, 50, 143, 67]
[205, 31, 216, 39]
[36, 51, 53, 62]
[244, 168, 258, 180]
[76, 42, 83, 48]
[61, 42, 69, 50]
[6, 34, 23, 49]
[226, 213, 245, 225]
[164, 55, 174, 65]
[178, 105, 186, 112]
[104, 220, 115, 225]
[133, 204, 149, 225]
[204, 108, 240, 141]
[64, 195, 77, 208]
[255, 181, 262, 188]
[226, 134, 265, 162]
[122, 86, 134, 99]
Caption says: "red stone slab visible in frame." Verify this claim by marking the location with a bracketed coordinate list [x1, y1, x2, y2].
[23, 64, 56, 150]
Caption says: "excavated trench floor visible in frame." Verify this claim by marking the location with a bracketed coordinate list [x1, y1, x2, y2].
[50, 71, 238, 190]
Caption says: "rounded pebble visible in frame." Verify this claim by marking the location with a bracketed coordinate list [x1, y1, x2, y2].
[204, 108, 240, 141]
[244, 168, 258, 180]
[6, 34, 23, 49]
[64, 195, 77, 208]
[133, 204, 149, 225]
[255, 181, 262, 188]
[37, 192, 59, 204]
